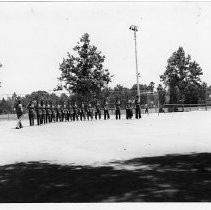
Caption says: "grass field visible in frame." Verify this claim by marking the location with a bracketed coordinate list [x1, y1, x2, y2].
[0, 111, 211, 202]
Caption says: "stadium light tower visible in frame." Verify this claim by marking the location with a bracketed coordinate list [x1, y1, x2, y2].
[129, 25, 140, 100]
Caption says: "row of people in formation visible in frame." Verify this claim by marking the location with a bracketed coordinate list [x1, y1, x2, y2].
[27, 98, 142, 126]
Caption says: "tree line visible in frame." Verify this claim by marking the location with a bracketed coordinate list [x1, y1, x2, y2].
[0, 82, 159, 114]
[0, 33, 209, 114]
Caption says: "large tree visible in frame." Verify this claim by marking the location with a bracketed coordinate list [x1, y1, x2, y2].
[160, 47, 206, 105]
[56, 33, 112, 100]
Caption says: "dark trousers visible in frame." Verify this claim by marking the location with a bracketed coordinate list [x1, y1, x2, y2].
[61, 113, 66, 121]
[45, 114, 49, 123]
[56, 114, 62, 122]
[135, 108, 141, 119]
[42, 114, 47, 124]
[56, 114, 59, 122]
[37, 115, 42, 125]
[115, 109, 121, 120]
[65, 113, 69, 121]
[61, 113, 65, 122]
[69, 113, 73, 121]
[87, 112, 93, 120]
[52, 114, 56, 122]
[73, 112, 78, 121]
[104, 110, 110, 120]
[16, 114, 23, 128]
[95, 110, 101, 120]
[79, 112, 86, 121]
[29, 114, 34, 126]
[126, 109, 133, 119]
[48, 114, 52, 123]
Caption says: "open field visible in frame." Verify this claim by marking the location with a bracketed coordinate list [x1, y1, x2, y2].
[0, 111, 211, 202]
[0, 111, 211, 166]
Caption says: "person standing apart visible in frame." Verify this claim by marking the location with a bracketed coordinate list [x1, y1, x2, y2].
[126, 99, 133, 119]
[14, 99, 24, 129]
[135, 96, 141, 119]
[115, 98, 121, 120]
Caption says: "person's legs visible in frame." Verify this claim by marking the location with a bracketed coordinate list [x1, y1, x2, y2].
[139, 108, 141, 118]
[29, 115, 32, 126]
[107, 110, 110, 119]
[16, 115, 23, 128]
[19, 115, 23, 128]
[83, 112, 86, 120]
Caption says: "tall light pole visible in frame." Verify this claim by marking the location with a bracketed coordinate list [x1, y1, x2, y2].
[129, 25, 140, 100]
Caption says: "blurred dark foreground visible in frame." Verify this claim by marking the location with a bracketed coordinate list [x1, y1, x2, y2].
[0, 153, 211, 202]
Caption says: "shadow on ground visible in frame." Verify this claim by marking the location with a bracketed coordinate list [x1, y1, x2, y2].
[0, 153, 211, 202]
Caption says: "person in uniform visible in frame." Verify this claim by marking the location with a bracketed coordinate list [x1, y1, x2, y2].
[115, 98, 121, 120]
[86, 102, 93, 120]
[46, 101, 52, 123]
[27, 100, 35, 126]
[68, 103, 73, 121]
[14, 99, 24, 129]
[56, 103, 62, 122]
[60, 104, 63, 122]
[135, 96, 141, 119]
[126, 99, 133, 119]
[41, 101, 47, 124]
[64, 102, 69, 121]
[61, 103, 64, 122]
[36, 101, 43, 125]
[95, 101, 101, 120]
[63, 102, 68, 121]
[72, 103, 78, 121]
[52, 103, 57, 122]
[103, 100, 110, 120]
[79, 103, 86, 121]
[45, 101, 49, 124]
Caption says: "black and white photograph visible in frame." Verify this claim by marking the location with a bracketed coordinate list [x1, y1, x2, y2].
[1, 0, 211, 205]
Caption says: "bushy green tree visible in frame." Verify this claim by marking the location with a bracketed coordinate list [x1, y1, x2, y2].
[57, 33, 113, 100]
[160, 47, 205, 105]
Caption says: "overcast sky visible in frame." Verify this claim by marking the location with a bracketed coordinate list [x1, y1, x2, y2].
[0, 2, 211, 97]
